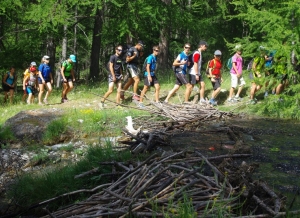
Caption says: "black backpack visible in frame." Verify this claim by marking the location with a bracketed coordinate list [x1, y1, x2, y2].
[187, 50, 198, 69]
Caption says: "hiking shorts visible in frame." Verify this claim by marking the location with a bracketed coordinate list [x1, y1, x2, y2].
[2, 83, 14, 92]
[189, 74, 204, 85]
[38, 78, 51, 84]
[26, 86, 37, 95]
[62, 76, 73, 83]
[144, 75, 159, 87]
[108, 74, 122, 84]
[127, 66, 140, 78]
[231, 73, 245, 88]
[175, 73, 188, 86]
[211, 78, 221, 90]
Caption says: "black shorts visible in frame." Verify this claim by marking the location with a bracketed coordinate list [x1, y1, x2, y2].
[175, 73, 188, 86]
[38, 78, 51, 84]
[211, 78, 221, 90]
[189, 74, 204, 85]
[2, 83, 13, 92]
[108, 74, 122, 83]
[62, 76, 73, 83]
[144, 75, 159, 86]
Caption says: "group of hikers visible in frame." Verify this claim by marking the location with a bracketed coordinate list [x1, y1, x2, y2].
[2, 40, 289, 107]
[101, 40, 289, 108]
[2, 55, 76, 104]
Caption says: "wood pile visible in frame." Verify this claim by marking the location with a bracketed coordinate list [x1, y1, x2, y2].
[41, 150, 292, 217]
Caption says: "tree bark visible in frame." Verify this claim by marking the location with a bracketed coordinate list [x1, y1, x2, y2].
[89, 8, 103, 82]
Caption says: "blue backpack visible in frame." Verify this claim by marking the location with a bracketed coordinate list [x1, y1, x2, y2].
[226, 57, 233, 70]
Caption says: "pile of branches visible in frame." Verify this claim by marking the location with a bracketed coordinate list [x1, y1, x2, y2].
[141, 101, 236, 123]
[40, 151, 295, 218]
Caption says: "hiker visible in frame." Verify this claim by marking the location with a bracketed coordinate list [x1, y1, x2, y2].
[2, 66, 16, 104]
[22, 62, 37, 102]
[121, 40, 144, 101]
[264, 50, 276, 97]
[61, 54, 76, 103]
[185, 41, 208, 105]
[273, 54, 288, 95]
[23, 66, 38, 104]
[164, 43, 192, 103]
[100, 45, 124, 107]
[38, 55, 53, 105]
[249, 46, 267, 104]
[227, 45, 246, 103]
[139, 45, 160, 108]
[208, 50, 223, 106]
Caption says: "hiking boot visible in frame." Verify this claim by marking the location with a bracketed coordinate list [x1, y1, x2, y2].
[199, 99, 207, 105]
[234, 96, 242, 101]
[138, 102, 145, 108]
[227, 98, 237, 103]
[43, 99, 48, 104]
[209, 99, 217, 106]
[99, 101, 105, 108]
[61, 98, 65, 103]
[249, 99, 256, 105]
[132, 95, 140, 101]
[64, 98, 69, 102]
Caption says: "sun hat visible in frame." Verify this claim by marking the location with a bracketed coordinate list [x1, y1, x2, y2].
[30, 62, 37, 66]
[70, 54, 76, 63]
[214, 50, 222, 55]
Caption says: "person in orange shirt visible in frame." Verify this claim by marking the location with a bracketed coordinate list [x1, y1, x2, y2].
[208, 50, 223, 106]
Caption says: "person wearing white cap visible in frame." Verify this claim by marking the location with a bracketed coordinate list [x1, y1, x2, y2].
[60, 54, 76, 103]
[22, 61, 37, 102]
[207, 50, 223, 106]
[37, 55, 53, 105]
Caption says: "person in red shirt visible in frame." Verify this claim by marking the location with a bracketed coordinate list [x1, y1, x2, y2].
[208, 50, 223, 106]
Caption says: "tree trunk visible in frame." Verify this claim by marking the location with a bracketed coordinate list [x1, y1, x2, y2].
[57, 25, 67, 88]
[158, 0, 171, 70]
[46, 36, 56, 84]
[89, 8, 103, 82]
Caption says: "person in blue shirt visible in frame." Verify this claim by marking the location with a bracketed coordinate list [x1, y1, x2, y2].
[164, 43, 192, 103]
[138, 46, 160, 107]
[2, 66, 16, 104]
[38, 55, 53, 105]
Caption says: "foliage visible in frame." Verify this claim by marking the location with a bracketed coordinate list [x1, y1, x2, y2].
[42, 117, 68, 144]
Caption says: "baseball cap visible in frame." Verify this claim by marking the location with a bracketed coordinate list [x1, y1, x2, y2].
[214, 50, 222, 55]
[43, 55, 50, 60]
[30, 62, 37, 66]
[138, 40, 144, 47]
[199, 40, 208, 47]
[70, 54, 76, 63]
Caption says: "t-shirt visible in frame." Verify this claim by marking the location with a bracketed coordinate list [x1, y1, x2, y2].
[62, 61, 73, 77]
[209, 58, 222, 78]
[175, 51, 188, 75]
[189, 51, 202, 75]
[230, 53, 243, 75]
[126, 46, 139, 67]
[144, 54, 157, 76]
[5, 72, 14, 85]
[38, 64, 51, 80]
[109, 54, 122, 76]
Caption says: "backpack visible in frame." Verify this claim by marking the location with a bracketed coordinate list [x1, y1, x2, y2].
[142, 57, 148, 72]
[226, 57, 233, 70]
[247, 58, 254, 71]
[205, 59, 216, 76]
[187, 50, 197, 69]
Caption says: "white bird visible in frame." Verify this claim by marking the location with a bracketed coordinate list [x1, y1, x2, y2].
[125, 116, 141, 135]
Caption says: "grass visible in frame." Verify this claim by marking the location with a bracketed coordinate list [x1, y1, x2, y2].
[7, 141, 132, 214]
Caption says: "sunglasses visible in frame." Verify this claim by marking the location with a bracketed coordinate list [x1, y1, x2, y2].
[117, 49, 122, 52]
[154, 49, 159, 52]
[184, 46, 190, 49]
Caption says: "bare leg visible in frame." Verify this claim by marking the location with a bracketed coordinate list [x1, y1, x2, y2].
[101, 82, 114, 102]
[165, 84, 180, 102]
[154, 83, 160, 102]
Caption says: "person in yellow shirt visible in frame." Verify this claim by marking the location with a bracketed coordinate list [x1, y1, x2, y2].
[22, 62, 37, 102]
